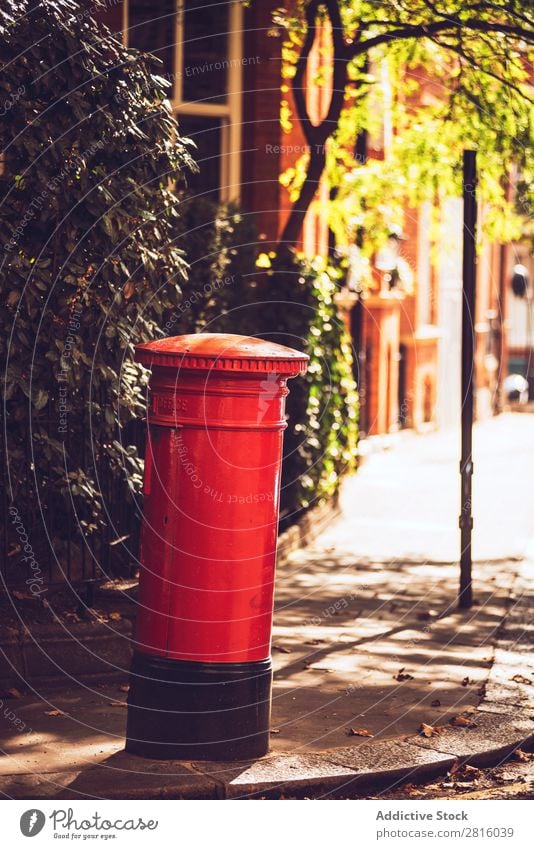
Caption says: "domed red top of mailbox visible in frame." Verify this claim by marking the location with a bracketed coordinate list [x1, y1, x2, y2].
[135, 333, 309, 375]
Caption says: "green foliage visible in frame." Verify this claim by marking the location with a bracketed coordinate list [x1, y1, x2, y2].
[170, 198, 359, 518]
[187, 239, 359, 519]
[0, 0, 192, 535]
[272, 256, 359, 519]
[274, 0, 533, 252]
[166, 197, 259, 334]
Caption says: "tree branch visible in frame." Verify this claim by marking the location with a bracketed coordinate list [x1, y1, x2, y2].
[348, 18, 534, 58]
[278, 0, 350, 255]
[292, 0, 323, 146]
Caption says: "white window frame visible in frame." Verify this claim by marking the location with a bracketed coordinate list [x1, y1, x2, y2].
[124, 0, 242, 202]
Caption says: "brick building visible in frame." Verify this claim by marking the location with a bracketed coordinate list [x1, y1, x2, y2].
[94, 0, 512, 436]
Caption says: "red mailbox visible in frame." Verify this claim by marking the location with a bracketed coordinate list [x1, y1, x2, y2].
[126, 333, 308, 760]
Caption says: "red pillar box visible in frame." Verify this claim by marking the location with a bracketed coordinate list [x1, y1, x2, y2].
[126, 333, 308, 760]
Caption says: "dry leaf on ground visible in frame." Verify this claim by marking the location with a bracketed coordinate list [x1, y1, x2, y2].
[44, 709, 65, 717]
[394, 672, 414, 682]
[450, 715, 477, 728]
[511, 674, 532, 685]
[117, 683, 130, 693]
[348, 728, 374, 737]
[449, 762, 480, 779]
[109, 701, 127, 708]
[272, 644, 292, 654]
[109, 612, 122, 621]
[419, 722, 446, 738]
[512, 749, 534, 763]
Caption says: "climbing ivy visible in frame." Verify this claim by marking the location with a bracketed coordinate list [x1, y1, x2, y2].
[0, 0, 193, 543]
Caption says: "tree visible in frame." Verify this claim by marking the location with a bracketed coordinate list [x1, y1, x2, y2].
[274, 0, 534, 257]
[0, 0, 193, 565]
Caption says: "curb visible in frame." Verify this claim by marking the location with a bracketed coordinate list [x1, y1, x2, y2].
[3, 710, 532, 800]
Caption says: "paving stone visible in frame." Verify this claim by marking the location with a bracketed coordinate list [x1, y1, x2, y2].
[0, 771, 81, 799]
[327, 738, 456, 786]
[21, 621, 133, 683]
[57, 750, 220, 800]
[0, 641, 25, 688]
[483, 647, 534, 710]
[408, 710, 534, 765]
[478, 701, 534, 718]
[215, 753, 358, 798]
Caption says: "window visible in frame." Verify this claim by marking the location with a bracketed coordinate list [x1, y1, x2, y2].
[126, 0, 242, 202]
[127, 0, 175, 81]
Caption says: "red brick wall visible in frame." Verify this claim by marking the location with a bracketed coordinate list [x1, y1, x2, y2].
[240, 3, 283, 249]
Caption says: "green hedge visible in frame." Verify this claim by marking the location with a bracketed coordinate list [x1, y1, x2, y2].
[0, 0, 192, 545]
[244, 255, 359, 522]
[172, 200, 359, 521]
[276, 257, 359, 520]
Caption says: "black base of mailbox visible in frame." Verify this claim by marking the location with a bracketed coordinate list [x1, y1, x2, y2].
[125, 652, 272, 761]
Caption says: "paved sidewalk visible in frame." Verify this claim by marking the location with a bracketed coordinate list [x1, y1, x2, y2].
[1, 414, 533, 798]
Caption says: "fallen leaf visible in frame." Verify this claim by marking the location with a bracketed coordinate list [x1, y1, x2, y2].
[498, 771, 518, 782]
[511, 674, 532, 685]
[12, 590, 32, 600]
[512, 749, 533, 763]
[450, 715, 477, 728]
[109, 701, 127, 708]
[399, 783, 423, 796]
[7, 687, 22, 699]
[109, 612, 122, 621]
[394, 672, 414, 682]
[272, 644, 292, 654]
[44, 709, 65, 717]
[419, 722, 446, 738]
[117, 683, 130, 693]
[449, 762, 480, 779]
[431, 699, 441, 707]
[348, 728, 373, 737]
[270, 728, 280, 734]
[304, 639, 325, 646]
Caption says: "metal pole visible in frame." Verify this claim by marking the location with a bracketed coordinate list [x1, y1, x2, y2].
[459, 150, 477, 609]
